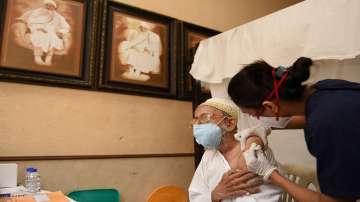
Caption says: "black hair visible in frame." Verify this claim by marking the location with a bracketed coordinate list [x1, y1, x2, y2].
[228, 57, 312, 109]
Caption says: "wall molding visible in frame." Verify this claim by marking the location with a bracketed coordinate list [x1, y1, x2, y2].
[0, 153, 195, 161]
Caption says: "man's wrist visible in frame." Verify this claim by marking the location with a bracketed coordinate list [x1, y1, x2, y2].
[211, 191, 221, 202]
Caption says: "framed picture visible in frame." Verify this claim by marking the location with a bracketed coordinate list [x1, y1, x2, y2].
[98, 1, 177, 98]
[0, 0, 98, 87]
[177, 22, 220, 100]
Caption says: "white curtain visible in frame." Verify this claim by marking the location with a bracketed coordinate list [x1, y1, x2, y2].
[191, 0, 360, 84]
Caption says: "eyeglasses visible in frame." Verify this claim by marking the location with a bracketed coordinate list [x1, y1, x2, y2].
[190, 112, 228, 127]
[189, 113, 213, 126]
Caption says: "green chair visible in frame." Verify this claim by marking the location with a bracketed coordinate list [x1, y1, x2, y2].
[67, 189, 120, 202]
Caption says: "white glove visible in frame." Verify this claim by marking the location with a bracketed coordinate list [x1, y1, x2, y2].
[243, 143, 277, 181]
[234, 125, 271, 151]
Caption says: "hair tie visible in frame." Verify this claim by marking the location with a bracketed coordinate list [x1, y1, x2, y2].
[274, 66, 288, 80]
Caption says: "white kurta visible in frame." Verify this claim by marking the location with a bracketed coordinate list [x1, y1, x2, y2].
[119, 29, 162, 74]
[189, 150, 282, 202]
[19, 8, 70, 53]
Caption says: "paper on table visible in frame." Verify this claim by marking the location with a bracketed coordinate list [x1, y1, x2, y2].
[0, 196, 35, 202]
[34, 194, 49, 202]
[0, 191, 70, 202]
[0, 186, 27, 197]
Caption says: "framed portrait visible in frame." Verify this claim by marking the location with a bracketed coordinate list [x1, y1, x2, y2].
[0, 0, 99, 87]
[177, 22, 220, 100]
[98, 1, 177, 98]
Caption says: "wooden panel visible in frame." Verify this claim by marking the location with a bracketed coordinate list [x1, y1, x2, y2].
[0, 82, 194, 156]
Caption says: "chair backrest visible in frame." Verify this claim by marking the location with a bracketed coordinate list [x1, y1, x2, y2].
[67, 189, 120, 202]
[278, 164, 318, 202]
[147, 185, 188, 202]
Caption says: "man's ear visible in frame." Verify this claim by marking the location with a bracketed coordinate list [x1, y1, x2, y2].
[224, 117, 237, 132]
[262, 101, 278, 115]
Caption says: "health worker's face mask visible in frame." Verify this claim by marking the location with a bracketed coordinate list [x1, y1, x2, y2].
[193, 118, 226, 149]
[258, 116, 292, 128]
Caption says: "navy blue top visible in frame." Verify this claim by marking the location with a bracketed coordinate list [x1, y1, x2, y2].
[305, 79, 360, 200]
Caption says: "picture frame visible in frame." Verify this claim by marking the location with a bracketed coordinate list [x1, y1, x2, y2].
[0, 0, 99, 88]
[177, 22, 220, 100]
[97, 0, 177, 98]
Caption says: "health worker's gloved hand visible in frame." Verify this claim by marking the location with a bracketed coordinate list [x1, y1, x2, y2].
[234, 125, 271, 151]
[243, 143, 278, 182]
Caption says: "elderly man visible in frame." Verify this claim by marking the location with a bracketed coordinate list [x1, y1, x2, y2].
[16, 0, 71, 66]
[189, 98, 282, 202]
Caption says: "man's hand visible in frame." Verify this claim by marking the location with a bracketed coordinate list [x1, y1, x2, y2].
[211, 169, 263, 202]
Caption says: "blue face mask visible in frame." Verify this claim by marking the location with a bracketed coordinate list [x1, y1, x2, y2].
[193, 123, 223, 149]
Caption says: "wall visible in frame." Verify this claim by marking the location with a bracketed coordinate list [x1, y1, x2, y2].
[0, 82, 194, 202]
[116, 0, 302, 31]
[0, 0, 302, 201]
[0, 82, 193, 156]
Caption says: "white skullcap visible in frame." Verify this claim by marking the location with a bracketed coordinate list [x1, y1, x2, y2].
[200, 98, 239, 119]
[44, 0, 57, 8]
